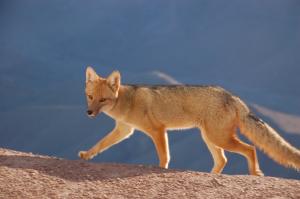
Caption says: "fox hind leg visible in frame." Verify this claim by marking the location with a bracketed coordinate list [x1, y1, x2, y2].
[205, 128, 263, 176]
[224, 136, 264, 176]
[201, 131, 227, 174]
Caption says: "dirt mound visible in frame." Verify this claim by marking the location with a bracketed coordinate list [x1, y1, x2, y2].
[0, 148, 299, 199]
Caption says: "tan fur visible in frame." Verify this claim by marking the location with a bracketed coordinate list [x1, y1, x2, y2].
[235, 98, 300, 170]
[79, 67, 300, 176]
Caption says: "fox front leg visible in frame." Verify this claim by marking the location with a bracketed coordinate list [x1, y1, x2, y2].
[148, 129, 170, 169]
[78, 122, 134, 160]
[78, 151, 94, 160]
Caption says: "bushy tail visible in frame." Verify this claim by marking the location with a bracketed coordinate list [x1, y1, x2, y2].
[236, 99, 300, 170]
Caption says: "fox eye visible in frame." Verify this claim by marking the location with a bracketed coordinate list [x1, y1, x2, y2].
[99, 98, 107, 103]
[88, 95, 93, 100]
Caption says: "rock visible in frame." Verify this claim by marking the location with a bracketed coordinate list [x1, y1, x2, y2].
[0, 148, 299, 199]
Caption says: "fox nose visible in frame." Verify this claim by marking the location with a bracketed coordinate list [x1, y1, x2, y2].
[86, 110, 93, 115]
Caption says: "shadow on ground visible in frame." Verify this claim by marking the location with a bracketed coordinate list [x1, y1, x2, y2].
[0, 154, 179, 182]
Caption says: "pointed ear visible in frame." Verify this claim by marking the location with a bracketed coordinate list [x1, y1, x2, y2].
[107, 70, 121, 92]
[86, 66, 98, 82]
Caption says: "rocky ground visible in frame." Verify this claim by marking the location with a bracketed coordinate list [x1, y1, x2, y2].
[0, 148, 299, 199]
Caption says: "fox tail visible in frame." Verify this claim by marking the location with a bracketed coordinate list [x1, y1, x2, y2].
[235, 98, 300, 170]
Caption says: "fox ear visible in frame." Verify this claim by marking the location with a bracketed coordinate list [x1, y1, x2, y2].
[86, 66, 98, 82]
[107, 70, 121, 92]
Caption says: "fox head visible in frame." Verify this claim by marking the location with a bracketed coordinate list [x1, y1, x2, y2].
[85, 66, 120, 118]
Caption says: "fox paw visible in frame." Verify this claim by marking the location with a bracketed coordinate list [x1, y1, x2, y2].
[252, 170, 264, 176]
[255, 170, 264, 176]
[78, 151, 92, 160]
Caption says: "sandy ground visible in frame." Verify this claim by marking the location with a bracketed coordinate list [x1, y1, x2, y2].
[0, 148, 299, 199]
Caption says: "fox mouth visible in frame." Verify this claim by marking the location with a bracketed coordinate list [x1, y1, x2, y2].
[87, 114, 96, 119]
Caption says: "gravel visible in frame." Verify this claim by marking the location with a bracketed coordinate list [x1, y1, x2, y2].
[0, 148, 299, 199]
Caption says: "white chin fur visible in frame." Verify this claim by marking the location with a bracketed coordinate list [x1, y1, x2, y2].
[87, 114, 96, 119]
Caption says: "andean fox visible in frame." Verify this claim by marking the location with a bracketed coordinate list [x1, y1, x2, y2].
[79, 67, 300, 176]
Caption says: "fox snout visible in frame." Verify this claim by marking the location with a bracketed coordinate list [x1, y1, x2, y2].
[86, 110, 93, 116]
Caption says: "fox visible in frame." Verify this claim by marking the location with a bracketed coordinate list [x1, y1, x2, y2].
[78, 66, 300, 176]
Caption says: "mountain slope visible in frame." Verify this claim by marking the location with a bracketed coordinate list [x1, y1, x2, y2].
[0, 148, 299, 199]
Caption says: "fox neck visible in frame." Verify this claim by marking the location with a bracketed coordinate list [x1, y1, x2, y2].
[103, 85, 131, 121]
